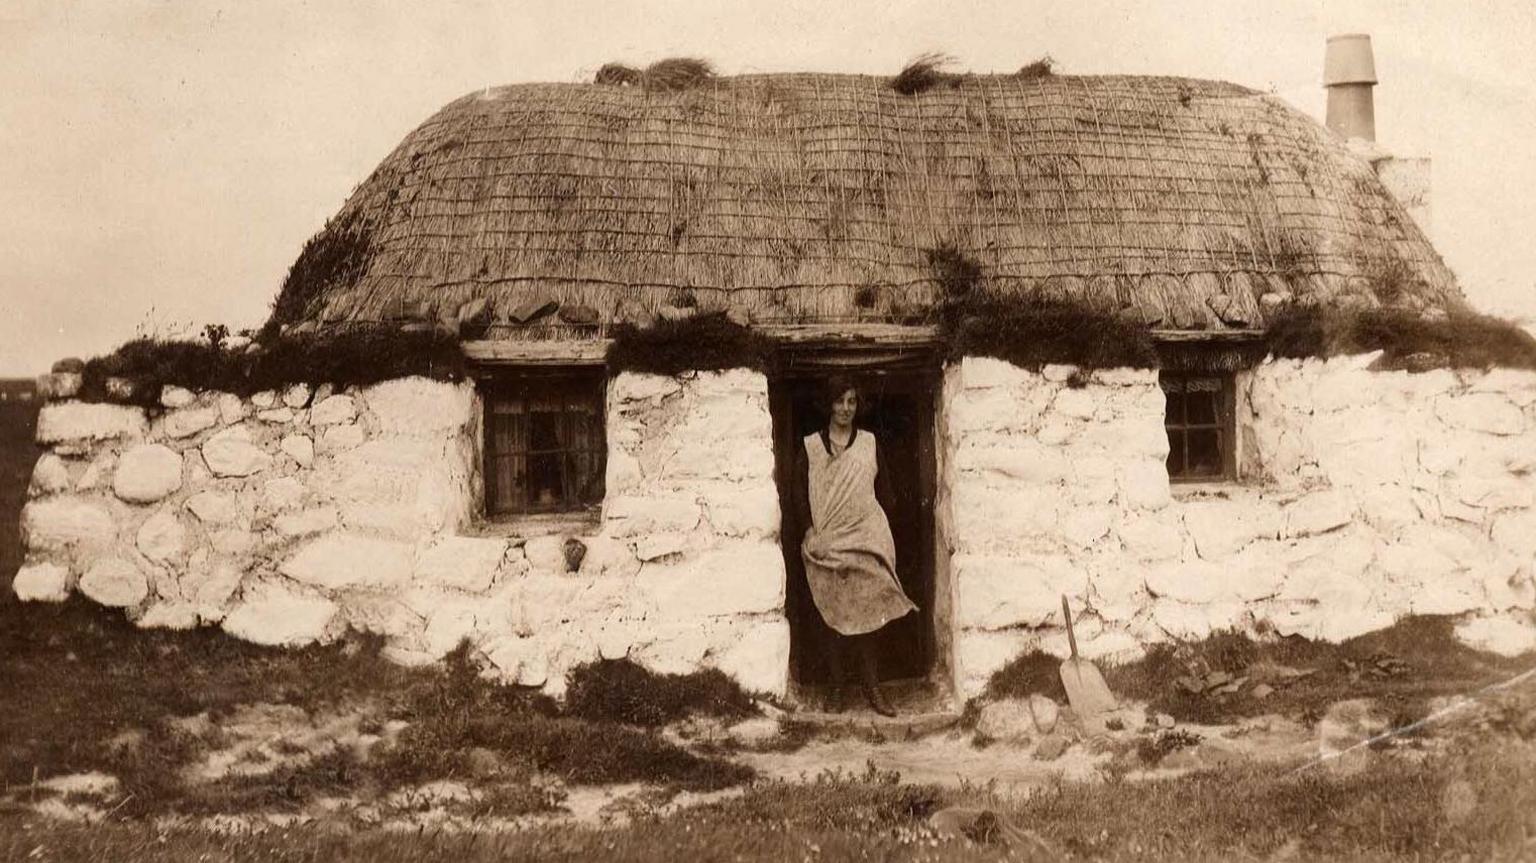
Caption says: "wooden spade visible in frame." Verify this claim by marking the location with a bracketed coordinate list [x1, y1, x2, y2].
[1059, 595, 1117, 721]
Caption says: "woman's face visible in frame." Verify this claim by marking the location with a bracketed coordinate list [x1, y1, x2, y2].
[831, 388, 858, 426]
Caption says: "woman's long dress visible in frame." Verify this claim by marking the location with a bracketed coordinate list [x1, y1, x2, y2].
[800, 428, 918, 635]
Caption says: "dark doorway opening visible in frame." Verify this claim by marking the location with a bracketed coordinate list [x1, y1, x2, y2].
[770, 366, 940, 697]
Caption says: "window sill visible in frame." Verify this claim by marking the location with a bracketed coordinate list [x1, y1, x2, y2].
[1169, 477, 1274, 500]
[465, 511, 604, 540]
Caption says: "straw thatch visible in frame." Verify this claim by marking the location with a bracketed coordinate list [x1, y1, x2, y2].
[274, 70, 1460, 337]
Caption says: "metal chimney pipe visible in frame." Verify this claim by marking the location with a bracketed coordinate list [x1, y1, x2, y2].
[1324, 33, 1378, 141]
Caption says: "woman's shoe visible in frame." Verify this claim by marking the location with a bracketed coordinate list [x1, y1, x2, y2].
[863, 683, 897, 717]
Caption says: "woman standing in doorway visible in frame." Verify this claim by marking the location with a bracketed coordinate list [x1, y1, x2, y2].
[796, 375, 918, 716]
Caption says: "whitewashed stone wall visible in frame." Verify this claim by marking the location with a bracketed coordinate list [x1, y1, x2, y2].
[945, 355, 1536, 698]
[16, 370, 788, 697]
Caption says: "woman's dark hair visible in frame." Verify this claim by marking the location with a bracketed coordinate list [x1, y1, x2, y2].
[819, 374, 862, 417]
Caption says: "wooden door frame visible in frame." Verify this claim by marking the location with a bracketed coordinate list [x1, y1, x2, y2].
[767, 342, 951, 704]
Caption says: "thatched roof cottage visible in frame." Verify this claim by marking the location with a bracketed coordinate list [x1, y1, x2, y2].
[17, 53, 1536, 707]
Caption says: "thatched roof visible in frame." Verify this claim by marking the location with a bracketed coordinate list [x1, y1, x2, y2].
[277, 71, 1460, 336]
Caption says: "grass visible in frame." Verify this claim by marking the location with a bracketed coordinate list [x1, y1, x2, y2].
[0, 601, 754, 819]
[5, 734, 1535, 861]
[1266, 305, 1536, 371]
[605, 311, 772, 376]
[594, 58, 715, 92]
[891, 53, 964, 95]
[564, 659, 759, 727]
[982, 616, 1536, 725]
[76, 328, 468, 406]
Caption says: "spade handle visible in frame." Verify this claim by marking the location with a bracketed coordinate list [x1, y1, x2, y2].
[1061, 595, 1079, 660]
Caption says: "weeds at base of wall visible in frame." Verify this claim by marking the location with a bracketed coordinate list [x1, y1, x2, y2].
[976, 616, 1535, 726]
[0, 600, 755, 819]
[77, 328, 468, 406]
[564, 658, 760, 727]
[605, 311, 772, 376]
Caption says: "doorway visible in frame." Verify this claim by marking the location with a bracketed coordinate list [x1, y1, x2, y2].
[769, 365, 942, 701]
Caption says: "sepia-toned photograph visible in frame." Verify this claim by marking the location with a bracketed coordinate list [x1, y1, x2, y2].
[2, 2, 1534, 859]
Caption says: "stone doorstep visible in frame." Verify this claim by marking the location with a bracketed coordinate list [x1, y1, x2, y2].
[787, 709, 963, 740]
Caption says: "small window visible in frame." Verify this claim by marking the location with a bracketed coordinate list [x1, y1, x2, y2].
[482, 370, 607, 516]
[1161, 372, 1235, 482]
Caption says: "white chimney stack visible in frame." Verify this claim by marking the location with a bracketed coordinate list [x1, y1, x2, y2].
[1324, 33, 1377, 141]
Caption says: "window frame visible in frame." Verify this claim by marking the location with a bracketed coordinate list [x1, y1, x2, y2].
[478, 367, 608, 519]
[1160, 370, 1238, 483]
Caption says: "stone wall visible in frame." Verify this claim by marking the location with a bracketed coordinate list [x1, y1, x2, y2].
[15, 370, 787, 697]
[944, 355, 1536, 699]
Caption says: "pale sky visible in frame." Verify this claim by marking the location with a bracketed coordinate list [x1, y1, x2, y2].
[2, 0, 1533, 374]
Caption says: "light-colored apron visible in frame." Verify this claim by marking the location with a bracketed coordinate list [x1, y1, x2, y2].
[801, 430, 918, 635]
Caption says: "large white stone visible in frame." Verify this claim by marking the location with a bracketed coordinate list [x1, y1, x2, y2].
[1455, 615, 1536, 656]
[1283, 490, 1356, 538]
[222, 586, 339, 646]
[36, 402, 146, 445]
[662, 442, 775, 483]
[1121, 460, 1171, 510]
[160, 385, 196, 408]
[949, 387, 1045, 434]
[954, 440, 1069, 484]
[362, 378, 473, 438]
[1436, 392, 1525, 436]
[260, 477, 307, 512]
[954, 629, 1036, 700]
[1492, 510, 1536, 562]
[415, 536, 508, 593]
[280, 434, 315, 468]
[605, 494, 702, 536]
[959, 356, 1032, 390]
[79, 558, 148, 607]
[138, 602, 200, 630]
[272, 506, 338, 538]
[604, 450, 643, 495]
[282, 383, 312, 409]
[13, 561, 71, 602]
[201, 425, 271, 477]
[1058, 505, 1114, 548]
[420, 597, 491, 658]
[955, 554, 1084, 630]
[950, 485, 1058, 554]
[707, 616, 790, 696]
[280, 533, 414, 591]
[1050, 387, 1099, 421]
[611, 373, 682, 404]
[643, 541, 786, 620]
[1116, 511, 1186, 561]
[576, 535, 641, 578]
[184, 490, 238, 525]
[1144, 558, 1231, 604]
[318, 423, 366, 453]
[216, 392, 246, 425]
[309, 395, 357, 426]
[703, 485, 780, 538]
[162, 405, 220, 440]
[189, 563, 243, 621]
[1452, 475, 1534, 512]
[28, 454, 72, 497]
[1181, 499, 1281, 560]
[135, 510, 185, 562]
[112, 444, 183, 503]
[20, 497, 117, 556]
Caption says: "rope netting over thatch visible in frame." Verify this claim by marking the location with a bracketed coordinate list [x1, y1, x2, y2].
[273, 71, 1460, 336]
